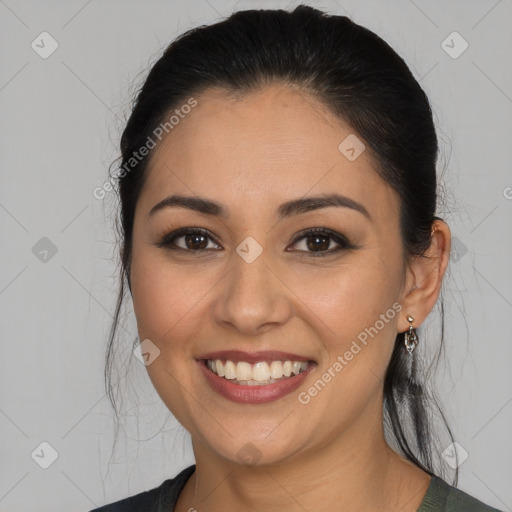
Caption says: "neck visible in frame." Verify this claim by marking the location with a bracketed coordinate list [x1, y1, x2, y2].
[177, 400, 430, 511]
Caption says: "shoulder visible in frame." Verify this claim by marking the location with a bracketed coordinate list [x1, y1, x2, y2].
[418, 475, 504, 512]
[89, 465, 196, 512]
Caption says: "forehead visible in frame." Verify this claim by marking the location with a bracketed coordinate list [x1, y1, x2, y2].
[138, 84, 398, 223]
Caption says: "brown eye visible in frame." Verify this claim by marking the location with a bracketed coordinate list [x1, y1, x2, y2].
[288, 228, 355, 257]
[155, 228, 221, 252]
[182, 232, 209, 250]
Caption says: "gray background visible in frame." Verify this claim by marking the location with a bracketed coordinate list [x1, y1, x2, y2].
[1, 0, 511, 510]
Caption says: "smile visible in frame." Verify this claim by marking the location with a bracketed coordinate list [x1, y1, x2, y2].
[205, 359, 310, 386]
[196, 351, 316, 404]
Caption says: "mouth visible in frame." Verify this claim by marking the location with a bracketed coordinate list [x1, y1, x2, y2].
[203, 358, 310, 386]
[196, 351, 316, 404]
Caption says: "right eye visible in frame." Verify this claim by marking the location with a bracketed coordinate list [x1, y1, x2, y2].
[155, 227, 222, 253]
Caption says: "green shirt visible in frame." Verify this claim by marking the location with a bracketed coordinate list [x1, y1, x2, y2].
[90, 465, 504, 511]
[418, 474, 503, 511]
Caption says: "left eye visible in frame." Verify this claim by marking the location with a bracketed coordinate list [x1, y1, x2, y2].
[288, 228, 354, 256]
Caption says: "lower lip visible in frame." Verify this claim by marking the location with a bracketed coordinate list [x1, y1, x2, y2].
[197, 360, 315, 404]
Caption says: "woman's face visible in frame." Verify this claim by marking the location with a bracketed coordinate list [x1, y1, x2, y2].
[130, 84, 411, 465]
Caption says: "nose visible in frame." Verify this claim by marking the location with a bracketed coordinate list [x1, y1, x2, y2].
[212, 249, 292, 336]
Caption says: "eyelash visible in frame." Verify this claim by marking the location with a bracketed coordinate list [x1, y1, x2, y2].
[155, 227, 356, 257]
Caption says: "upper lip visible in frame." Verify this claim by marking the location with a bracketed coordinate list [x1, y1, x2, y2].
[197, 350, 314, 364]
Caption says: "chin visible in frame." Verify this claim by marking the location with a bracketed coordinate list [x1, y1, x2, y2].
[196, 428, 305, 468]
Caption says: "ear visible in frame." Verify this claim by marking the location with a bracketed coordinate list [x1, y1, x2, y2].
[397, 219, 451, 333]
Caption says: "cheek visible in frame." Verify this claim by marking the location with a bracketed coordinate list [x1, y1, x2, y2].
[289, 264, 401, 419]
[129, 253, 209, 428]
[291, 263, 402, 407]
[289, 259, 399, 340]
[130, 246, 208, 341]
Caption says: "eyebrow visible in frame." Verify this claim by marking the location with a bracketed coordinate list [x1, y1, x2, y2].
[148, 193, 371, 221]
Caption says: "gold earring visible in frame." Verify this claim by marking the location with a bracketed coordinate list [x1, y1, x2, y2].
[404, 315, 418, 354]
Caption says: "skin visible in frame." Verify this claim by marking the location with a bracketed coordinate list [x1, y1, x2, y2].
[129, 83, 451, 511]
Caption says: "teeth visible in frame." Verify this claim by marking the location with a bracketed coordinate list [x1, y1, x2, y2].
[252, 362, 270, 381]
[206, 358, 310, 384]
[292, 361, 302, 375]
[224, 360, 237, 380]
[236, 361, 252, 381]
[269, 361, 283, 379]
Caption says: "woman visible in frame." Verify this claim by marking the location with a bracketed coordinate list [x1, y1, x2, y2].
[91, 5, 502, 511]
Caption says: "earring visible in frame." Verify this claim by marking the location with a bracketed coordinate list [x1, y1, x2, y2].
[404, 315, 418, 354]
